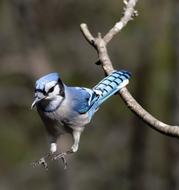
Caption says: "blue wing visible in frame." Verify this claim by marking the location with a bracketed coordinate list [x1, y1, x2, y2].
[68, 87, 98, 114]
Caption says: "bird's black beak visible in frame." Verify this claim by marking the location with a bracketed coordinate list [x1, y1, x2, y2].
[31, 97, 44, 109]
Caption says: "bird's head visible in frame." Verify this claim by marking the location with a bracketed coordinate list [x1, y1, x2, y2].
[31, 72, 65, 109]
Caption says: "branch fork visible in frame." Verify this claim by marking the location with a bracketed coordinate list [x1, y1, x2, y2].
[80, 0, 179, 138]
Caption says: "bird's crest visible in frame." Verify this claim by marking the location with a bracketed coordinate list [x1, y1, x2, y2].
[35, 73, 60, 90]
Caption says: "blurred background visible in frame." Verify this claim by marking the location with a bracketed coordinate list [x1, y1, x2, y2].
[0, 0, 179, 190]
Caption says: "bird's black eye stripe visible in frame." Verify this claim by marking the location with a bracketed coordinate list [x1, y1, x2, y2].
[48, 86, 55, 93]
[58, 79, 65, 97]
[35, 89, 47, 95]
[35, 89, 44, 93]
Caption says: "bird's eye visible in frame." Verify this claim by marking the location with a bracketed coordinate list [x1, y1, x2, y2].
[48, 86, 54, 93]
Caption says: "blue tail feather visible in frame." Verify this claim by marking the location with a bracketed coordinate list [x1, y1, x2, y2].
[88, 70, 131, 118]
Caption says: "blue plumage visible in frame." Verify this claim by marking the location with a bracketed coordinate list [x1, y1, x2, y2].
[32, 70, 131, 166]
[67, 87, 93, 114]
[75, 70, 131, 118]
[35, 72, 60, 90]
[90, 70, 131, 112]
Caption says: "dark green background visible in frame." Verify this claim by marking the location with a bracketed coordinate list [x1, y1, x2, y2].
[0, 0, 179, 190]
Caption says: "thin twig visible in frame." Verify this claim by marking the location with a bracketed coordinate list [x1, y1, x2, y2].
[80, 0, 179, 138]
[104, 0, 138, 44]
[80, 23, 96, 47]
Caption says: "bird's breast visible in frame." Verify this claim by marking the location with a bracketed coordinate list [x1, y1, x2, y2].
[37, 102, 90, 136]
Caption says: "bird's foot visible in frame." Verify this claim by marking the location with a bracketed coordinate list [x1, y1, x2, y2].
[51, 152, 68, 170]
[31, 152, 64, 170]
[32, 153, 51, 170]
[32, 151, 70, 170]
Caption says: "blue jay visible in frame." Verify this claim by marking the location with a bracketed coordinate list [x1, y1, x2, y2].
[31, 70, 131, 168]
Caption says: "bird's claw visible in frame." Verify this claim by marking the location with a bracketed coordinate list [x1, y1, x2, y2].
[51, 152, 68, 169]
[32, 156, 49, 170]
[32, 152, 68, 170]
[52, 152, 68, 169]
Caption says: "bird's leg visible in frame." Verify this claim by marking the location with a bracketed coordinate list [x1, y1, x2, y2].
[32, 142, 67, 170]
[52, 130, 82, 165]
[50, 142, 57, 153]
[71, 130, 81, 153]
[49, 141, 69, 169]
[32, 140, 58, 170]
[49, 141, 68, 169]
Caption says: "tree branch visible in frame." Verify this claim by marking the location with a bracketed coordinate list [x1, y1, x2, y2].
[104, 0, 138, 44]
[80, 0, 179, 138]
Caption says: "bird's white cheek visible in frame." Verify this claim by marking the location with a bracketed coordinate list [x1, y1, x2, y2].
[54, 85, 60, 94]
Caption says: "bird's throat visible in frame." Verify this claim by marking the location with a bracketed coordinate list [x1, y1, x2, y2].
[38, 97, 64, 112]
